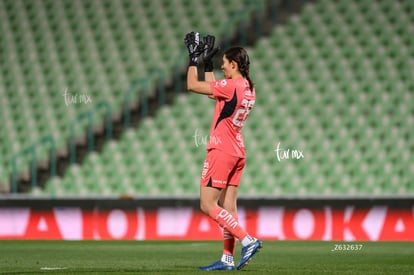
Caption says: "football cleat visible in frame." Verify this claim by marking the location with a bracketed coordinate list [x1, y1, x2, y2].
[199, 260, 235, 271]
[237, 239, 263, 270]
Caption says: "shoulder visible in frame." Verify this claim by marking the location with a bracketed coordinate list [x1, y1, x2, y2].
[212, 79, 235, 88]
[211, 79, 237, 99]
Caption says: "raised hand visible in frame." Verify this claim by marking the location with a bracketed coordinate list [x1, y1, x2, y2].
[184, 31, 204, 66]
[202, 35, 219, 72]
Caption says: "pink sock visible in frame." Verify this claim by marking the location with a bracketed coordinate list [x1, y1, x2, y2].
[209, 205, 247, 241]
[223, 229, 236, 255]
[223, 212, 237, 256]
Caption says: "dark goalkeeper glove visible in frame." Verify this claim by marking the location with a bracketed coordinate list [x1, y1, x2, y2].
[184, 31, 203, 66]
[202, 35, 219, 72]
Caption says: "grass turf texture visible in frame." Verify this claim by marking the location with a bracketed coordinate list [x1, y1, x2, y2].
[0, 241, 413, 274]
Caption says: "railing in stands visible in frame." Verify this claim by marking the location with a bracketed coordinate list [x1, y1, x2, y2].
[69, 101, 112, 164]
[11, 136, 56, 193]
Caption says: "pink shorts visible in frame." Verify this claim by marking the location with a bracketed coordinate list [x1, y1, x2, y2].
[200, 149, 245, 189]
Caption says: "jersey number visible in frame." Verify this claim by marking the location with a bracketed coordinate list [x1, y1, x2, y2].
[232, 99, 255, 128]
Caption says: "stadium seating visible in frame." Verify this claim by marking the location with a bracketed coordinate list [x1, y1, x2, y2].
[0, 0, 265, 191]
[3, 0, 413, 196]
[245, 0, 414, 196]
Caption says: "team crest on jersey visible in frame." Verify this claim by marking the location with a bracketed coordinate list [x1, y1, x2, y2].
[220, 80, 227, 87]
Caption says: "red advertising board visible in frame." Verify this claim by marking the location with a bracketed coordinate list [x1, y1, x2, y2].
[0, 206, 413, 240]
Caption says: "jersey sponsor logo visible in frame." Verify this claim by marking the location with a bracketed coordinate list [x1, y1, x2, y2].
[212, 179, 227, 186]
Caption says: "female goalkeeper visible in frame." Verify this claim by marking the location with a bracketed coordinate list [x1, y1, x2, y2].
[184, 32, 262, 271]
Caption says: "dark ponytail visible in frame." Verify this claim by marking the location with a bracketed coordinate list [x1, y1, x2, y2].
[224, 47, 254, 90]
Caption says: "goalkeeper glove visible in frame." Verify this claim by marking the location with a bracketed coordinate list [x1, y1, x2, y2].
[184, 31, 203, 66]
[202, 35, 219, 72]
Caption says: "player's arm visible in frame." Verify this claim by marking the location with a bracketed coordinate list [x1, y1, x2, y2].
[205, 72, 216, 99]
[187, 66, 212, 95]
[184, 32, 219, 96]
[204, 71, 215, 82]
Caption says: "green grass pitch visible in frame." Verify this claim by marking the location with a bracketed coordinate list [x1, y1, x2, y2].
[0, 241, 413, 274]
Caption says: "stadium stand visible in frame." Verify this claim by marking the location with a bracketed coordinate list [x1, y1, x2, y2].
[0, 0, 267, 193]
[1, 0, 413, 197]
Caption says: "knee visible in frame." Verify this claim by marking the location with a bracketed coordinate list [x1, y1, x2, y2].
[200, 198, 213, 215]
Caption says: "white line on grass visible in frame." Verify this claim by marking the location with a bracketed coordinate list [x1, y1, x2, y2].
[40, 267, 68, 270]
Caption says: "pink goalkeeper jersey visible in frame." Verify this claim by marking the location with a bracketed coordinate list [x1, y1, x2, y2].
[208, 77, 256, 158]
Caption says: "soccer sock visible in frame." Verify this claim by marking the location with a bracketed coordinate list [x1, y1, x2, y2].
[209, 206, 248, 243]
[222, 228, 236, 265]
[241, 235, 256, 247]
[222, 211, 237, 256]
[223, 228, 236, 256]
[221, 253, 234, 265]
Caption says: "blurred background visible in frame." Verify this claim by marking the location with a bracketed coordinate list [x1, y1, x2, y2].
[0, 0, 413, 200]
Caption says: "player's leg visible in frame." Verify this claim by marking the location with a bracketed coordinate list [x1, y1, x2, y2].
[199, 150, 235, 271]
[198, 186, 240, 271]
[225, 158, 262, 270]
[201, 186, 261, 271]
[198, 150, 261, 270]
[218, 186, 238, 266]
[199, 151, 249, 241]
[198, 186, 235, 271]
[198, 150, 238, 271]
[200, 185, 250, 240]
